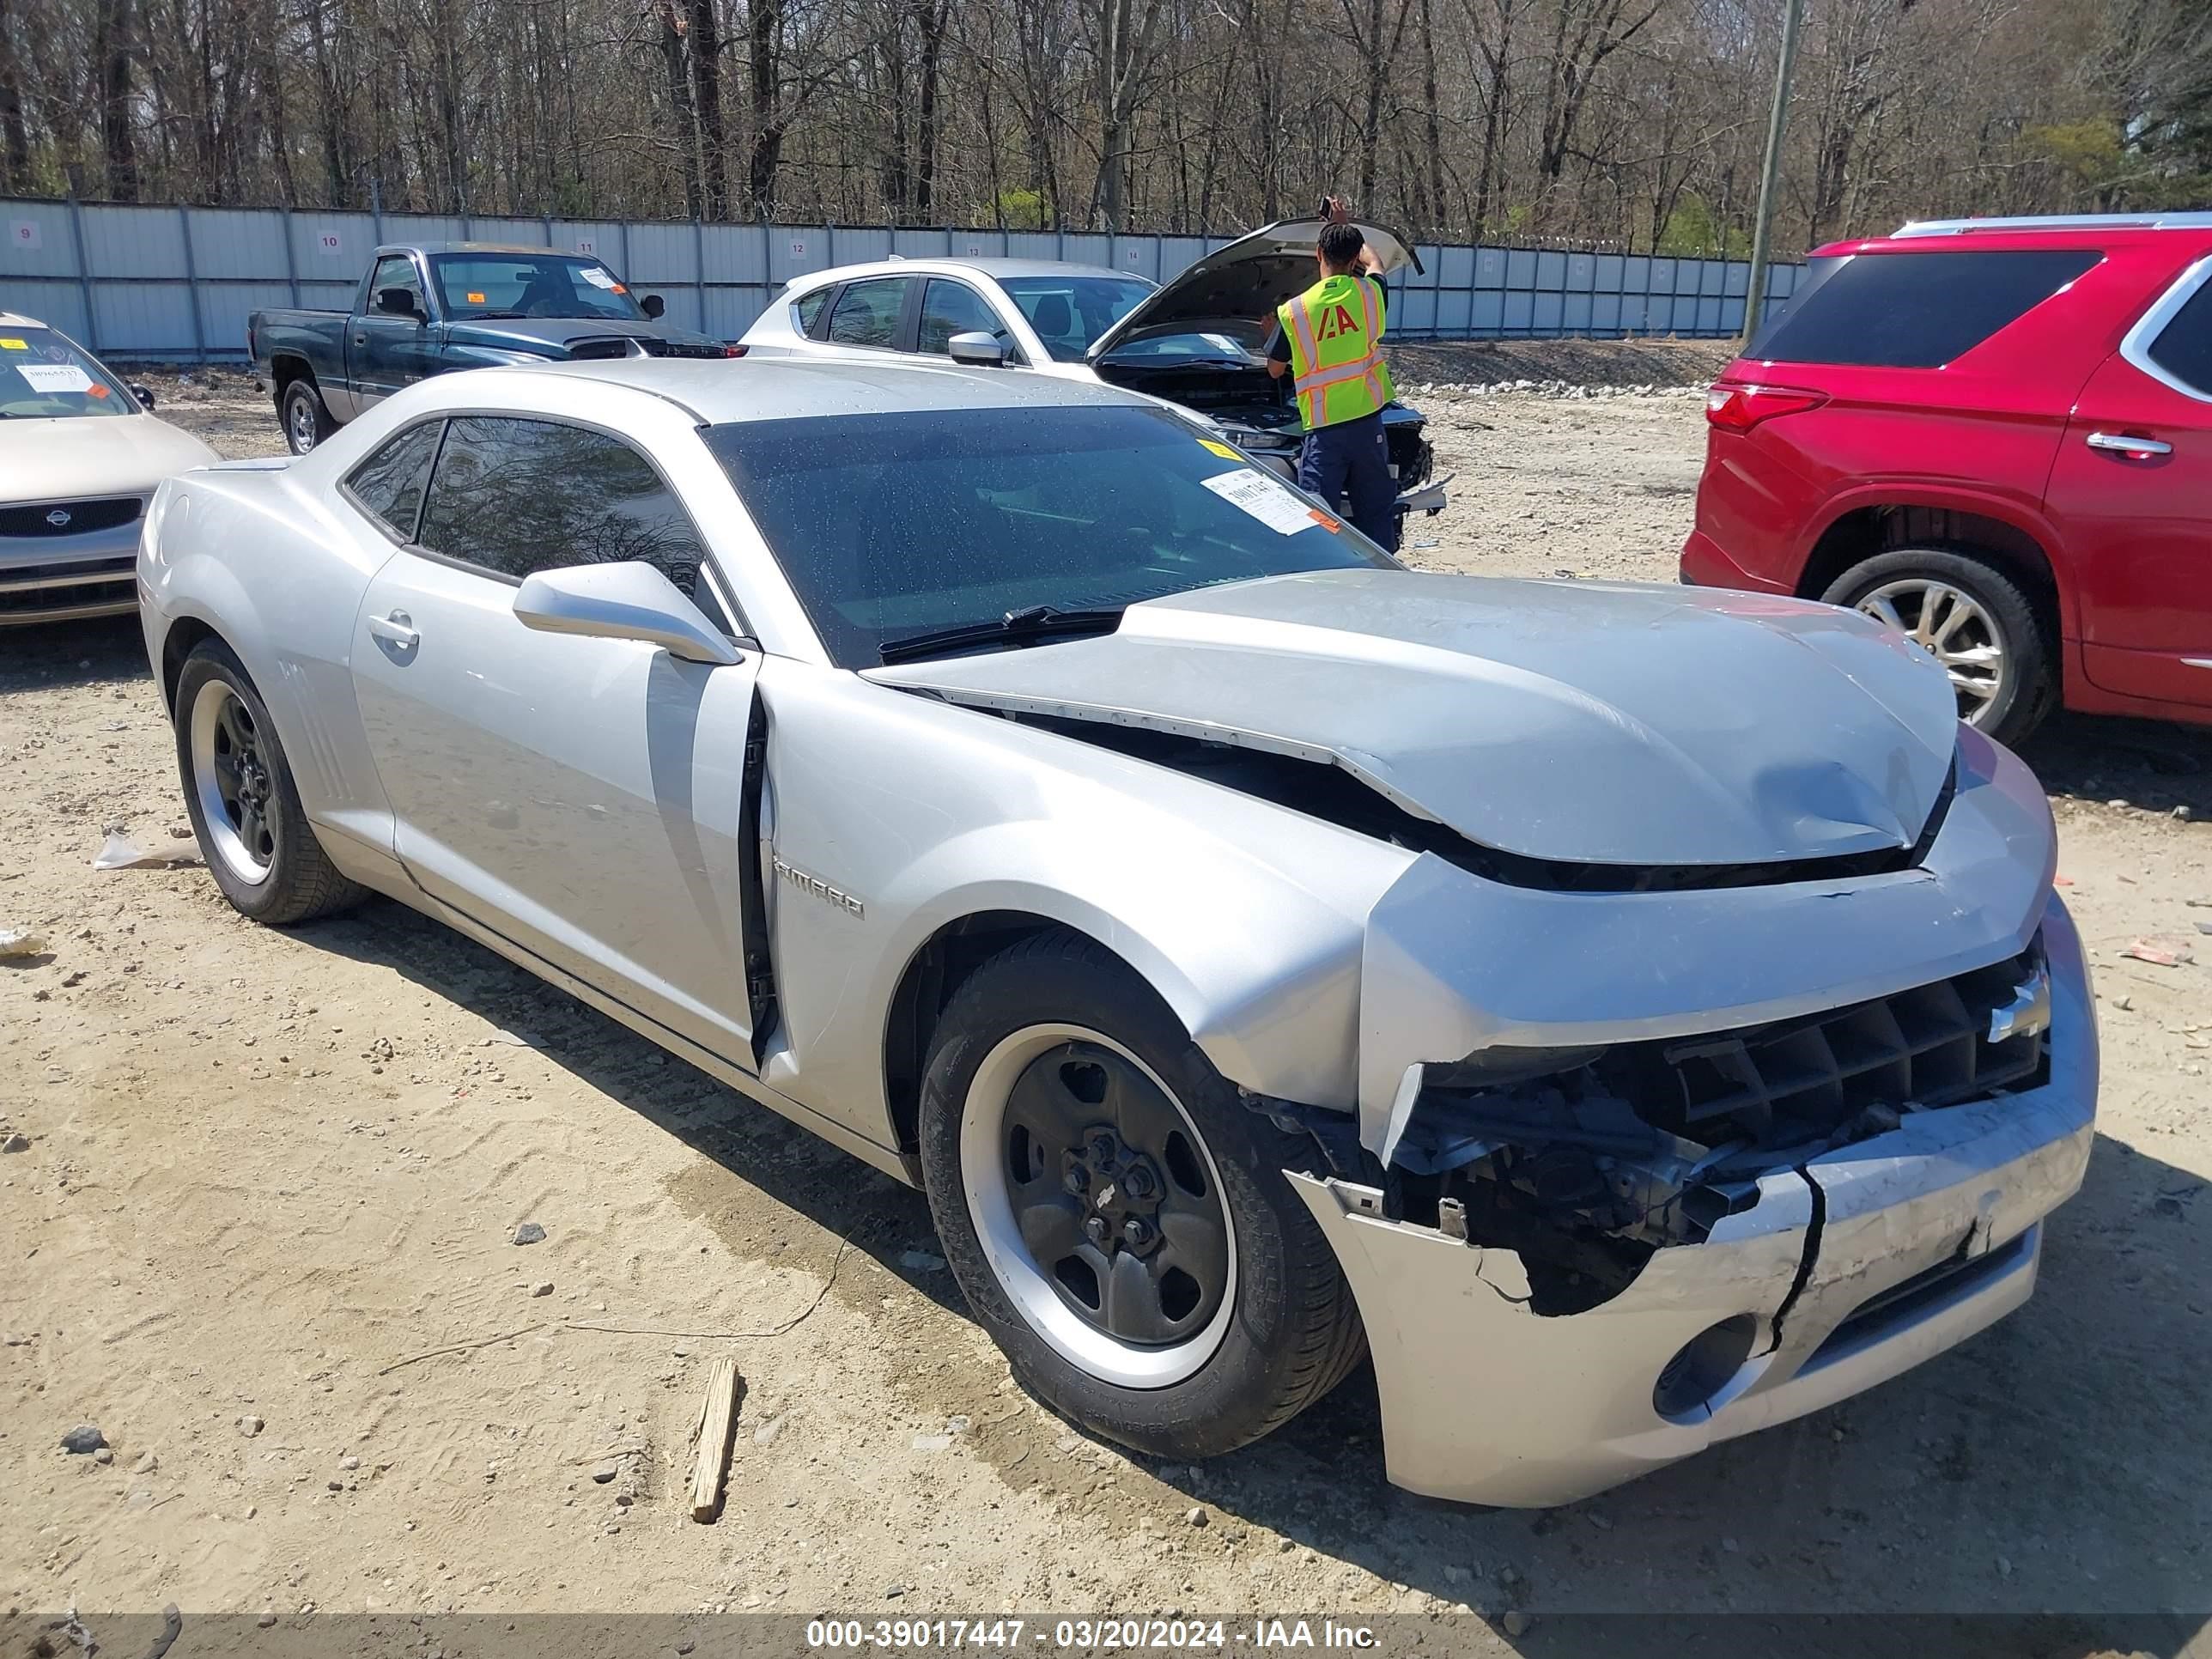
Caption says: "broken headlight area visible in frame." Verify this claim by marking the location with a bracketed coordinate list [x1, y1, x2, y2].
[1376, 941, 2052, 1316]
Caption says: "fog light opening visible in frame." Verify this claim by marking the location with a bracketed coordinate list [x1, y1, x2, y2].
[1653, 1314, 1759, 1420]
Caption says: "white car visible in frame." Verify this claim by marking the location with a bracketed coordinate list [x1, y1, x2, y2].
[738, 218, 1446, 524]
[0, 312, 218, 624]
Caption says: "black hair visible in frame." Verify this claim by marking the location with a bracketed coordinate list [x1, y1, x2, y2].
[1317, 222, 1366, 270]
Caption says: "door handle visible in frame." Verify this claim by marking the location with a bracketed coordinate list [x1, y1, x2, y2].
[2086, 430, 2172, 456]
[367, 610, 419, 650]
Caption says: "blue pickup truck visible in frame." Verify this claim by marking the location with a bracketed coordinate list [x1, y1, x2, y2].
[247, 241, 735, 453]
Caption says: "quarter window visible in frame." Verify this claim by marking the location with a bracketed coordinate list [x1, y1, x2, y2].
[2145, 270, 2212, 398]
[794, 287, 832, 337]
[918, 280, 1004, 356]
[343, 420, 443, 542]
[825, 277, 912, 349]
[1750, 249, 2100, 368]
[416, 416, 709, 600]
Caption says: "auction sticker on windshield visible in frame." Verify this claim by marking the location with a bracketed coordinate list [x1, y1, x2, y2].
[1201, 466, 1323, 536]
[1197, 439, 1241, 459]
[17, 363, 92, 394]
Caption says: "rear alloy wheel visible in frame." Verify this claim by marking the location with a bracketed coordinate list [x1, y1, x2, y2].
[175, 641, 366, 925]
[281, 377, 334, 454]
[917, 930, 1365, 1460]
[1824, 548, 2052, 747]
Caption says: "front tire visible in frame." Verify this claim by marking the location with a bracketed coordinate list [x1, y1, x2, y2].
[280, 376, 334, 454]
[175, 641, 366, 925]
[1823, 547, 2053, 746]
[917, 930, 1364, 1459]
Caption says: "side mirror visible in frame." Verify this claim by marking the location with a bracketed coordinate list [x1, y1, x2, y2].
[512, 562, 743, 666]
[946, 331, 1007, 368]
[129, 383, 156, 409]
[640, 294, 666, 319]
[376, 287, 421, 319]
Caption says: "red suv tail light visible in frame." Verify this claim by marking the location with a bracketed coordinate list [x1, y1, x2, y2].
[721, 344, 748, 358]
[1705, 383, 1827, 432]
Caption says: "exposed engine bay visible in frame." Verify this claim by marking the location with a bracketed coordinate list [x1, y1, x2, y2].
[1091, 333, 1435, 495]
[1372, 941, 2051, 1313]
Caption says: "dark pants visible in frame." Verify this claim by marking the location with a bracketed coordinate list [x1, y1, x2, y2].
[1297, 410, 1399, 552]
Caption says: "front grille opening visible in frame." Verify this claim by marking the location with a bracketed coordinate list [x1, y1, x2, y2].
[1809, 1225, 2035, 1366]
[0, 496, 144, 538]
[1388, 941, 2051, 1272]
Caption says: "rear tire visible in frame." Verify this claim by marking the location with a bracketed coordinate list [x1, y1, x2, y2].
[280, 375, 334, 455]
[1823, 547, 2054, 747]
[916, 929, 1364, 1461]
[174, 641, 367, 925]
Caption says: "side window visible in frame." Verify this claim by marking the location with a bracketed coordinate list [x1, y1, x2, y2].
[826, 277, 912, 349]
[793, 287, 831, 337]
[368, 254, 424, 313]
[2146, 273, 2212, 398]
[918, 280, 1006, 356]
[416, 416, 709, 599]
[343, 420, 442, 542]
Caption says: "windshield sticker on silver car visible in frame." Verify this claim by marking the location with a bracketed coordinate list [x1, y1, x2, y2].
[1200, 467, 1321, 537]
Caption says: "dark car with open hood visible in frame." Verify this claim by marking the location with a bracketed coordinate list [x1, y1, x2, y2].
[247, 241, 740, 453]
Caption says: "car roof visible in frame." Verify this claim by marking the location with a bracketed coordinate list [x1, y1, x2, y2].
[1812, 213, 2212, 259]
[379, 241, 592, 258]
[520, 353, 1160, 424]
[0, 309, 52, 329]
[786, 257, 1152, 288]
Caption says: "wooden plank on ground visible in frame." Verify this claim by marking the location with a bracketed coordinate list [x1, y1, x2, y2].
[690, 1357, 740, 1522]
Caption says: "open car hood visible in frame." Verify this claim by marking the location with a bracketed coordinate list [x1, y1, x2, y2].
[1087, 218, 1419, 362]
[866, 569, 1962, 870]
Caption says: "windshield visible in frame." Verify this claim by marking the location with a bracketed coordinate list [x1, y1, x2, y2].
[0, 327, 136, 419]
[996, 276, 1156, 362]
[705, 404, 1391, 667]
[430, 254, 645, 321]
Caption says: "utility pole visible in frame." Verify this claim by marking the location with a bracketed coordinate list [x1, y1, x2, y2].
[1741, 0, 1806, 345]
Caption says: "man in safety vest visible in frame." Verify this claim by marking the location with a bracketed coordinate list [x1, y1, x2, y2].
[1266, 216, 1399, 550]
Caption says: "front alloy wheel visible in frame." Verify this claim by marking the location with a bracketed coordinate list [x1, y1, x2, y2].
[917, 929, 1365, 1461]
[962, 1025, 1236, 1389]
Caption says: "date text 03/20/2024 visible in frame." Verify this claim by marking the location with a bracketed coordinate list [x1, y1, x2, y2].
[804, 1620, 1381, 1650]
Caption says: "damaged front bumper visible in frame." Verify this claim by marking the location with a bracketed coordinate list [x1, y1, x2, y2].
[1291, 896, 2095, 1507]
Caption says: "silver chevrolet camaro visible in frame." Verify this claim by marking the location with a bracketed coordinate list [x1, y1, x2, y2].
[137, 356, 2097, 1507]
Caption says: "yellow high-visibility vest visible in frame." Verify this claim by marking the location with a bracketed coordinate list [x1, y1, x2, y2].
[1277, 273, 1395, 430]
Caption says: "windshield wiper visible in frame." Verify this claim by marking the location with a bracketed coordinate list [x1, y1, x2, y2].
[877, 605, 1124, 665]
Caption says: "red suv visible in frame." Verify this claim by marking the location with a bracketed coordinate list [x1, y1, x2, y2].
[1683, 213, 2212, 744]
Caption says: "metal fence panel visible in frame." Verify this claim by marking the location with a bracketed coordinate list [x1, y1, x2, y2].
[0, 197, 1806, 360]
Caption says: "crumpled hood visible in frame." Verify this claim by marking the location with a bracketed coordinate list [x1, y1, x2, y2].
[0, 414, 220, 506]
[867, 568, 1962, 868]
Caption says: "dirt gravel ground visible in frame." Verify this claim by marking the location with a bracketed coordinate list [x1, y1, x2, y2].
[3, 351, 2209, 1650]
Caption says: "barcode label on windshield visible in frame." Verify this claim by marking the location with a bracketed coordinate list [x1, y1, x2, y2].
[1201, 467, 1322, 536]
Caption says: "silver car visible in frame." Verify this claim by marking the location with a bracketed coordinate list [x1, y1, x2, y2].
[138, 356, 2096, 1507]
[3, 312, 216, 623]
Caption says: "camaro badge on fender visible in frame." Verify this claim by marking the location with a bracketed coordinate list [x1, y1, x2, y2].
[771, 855, 864, 919]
